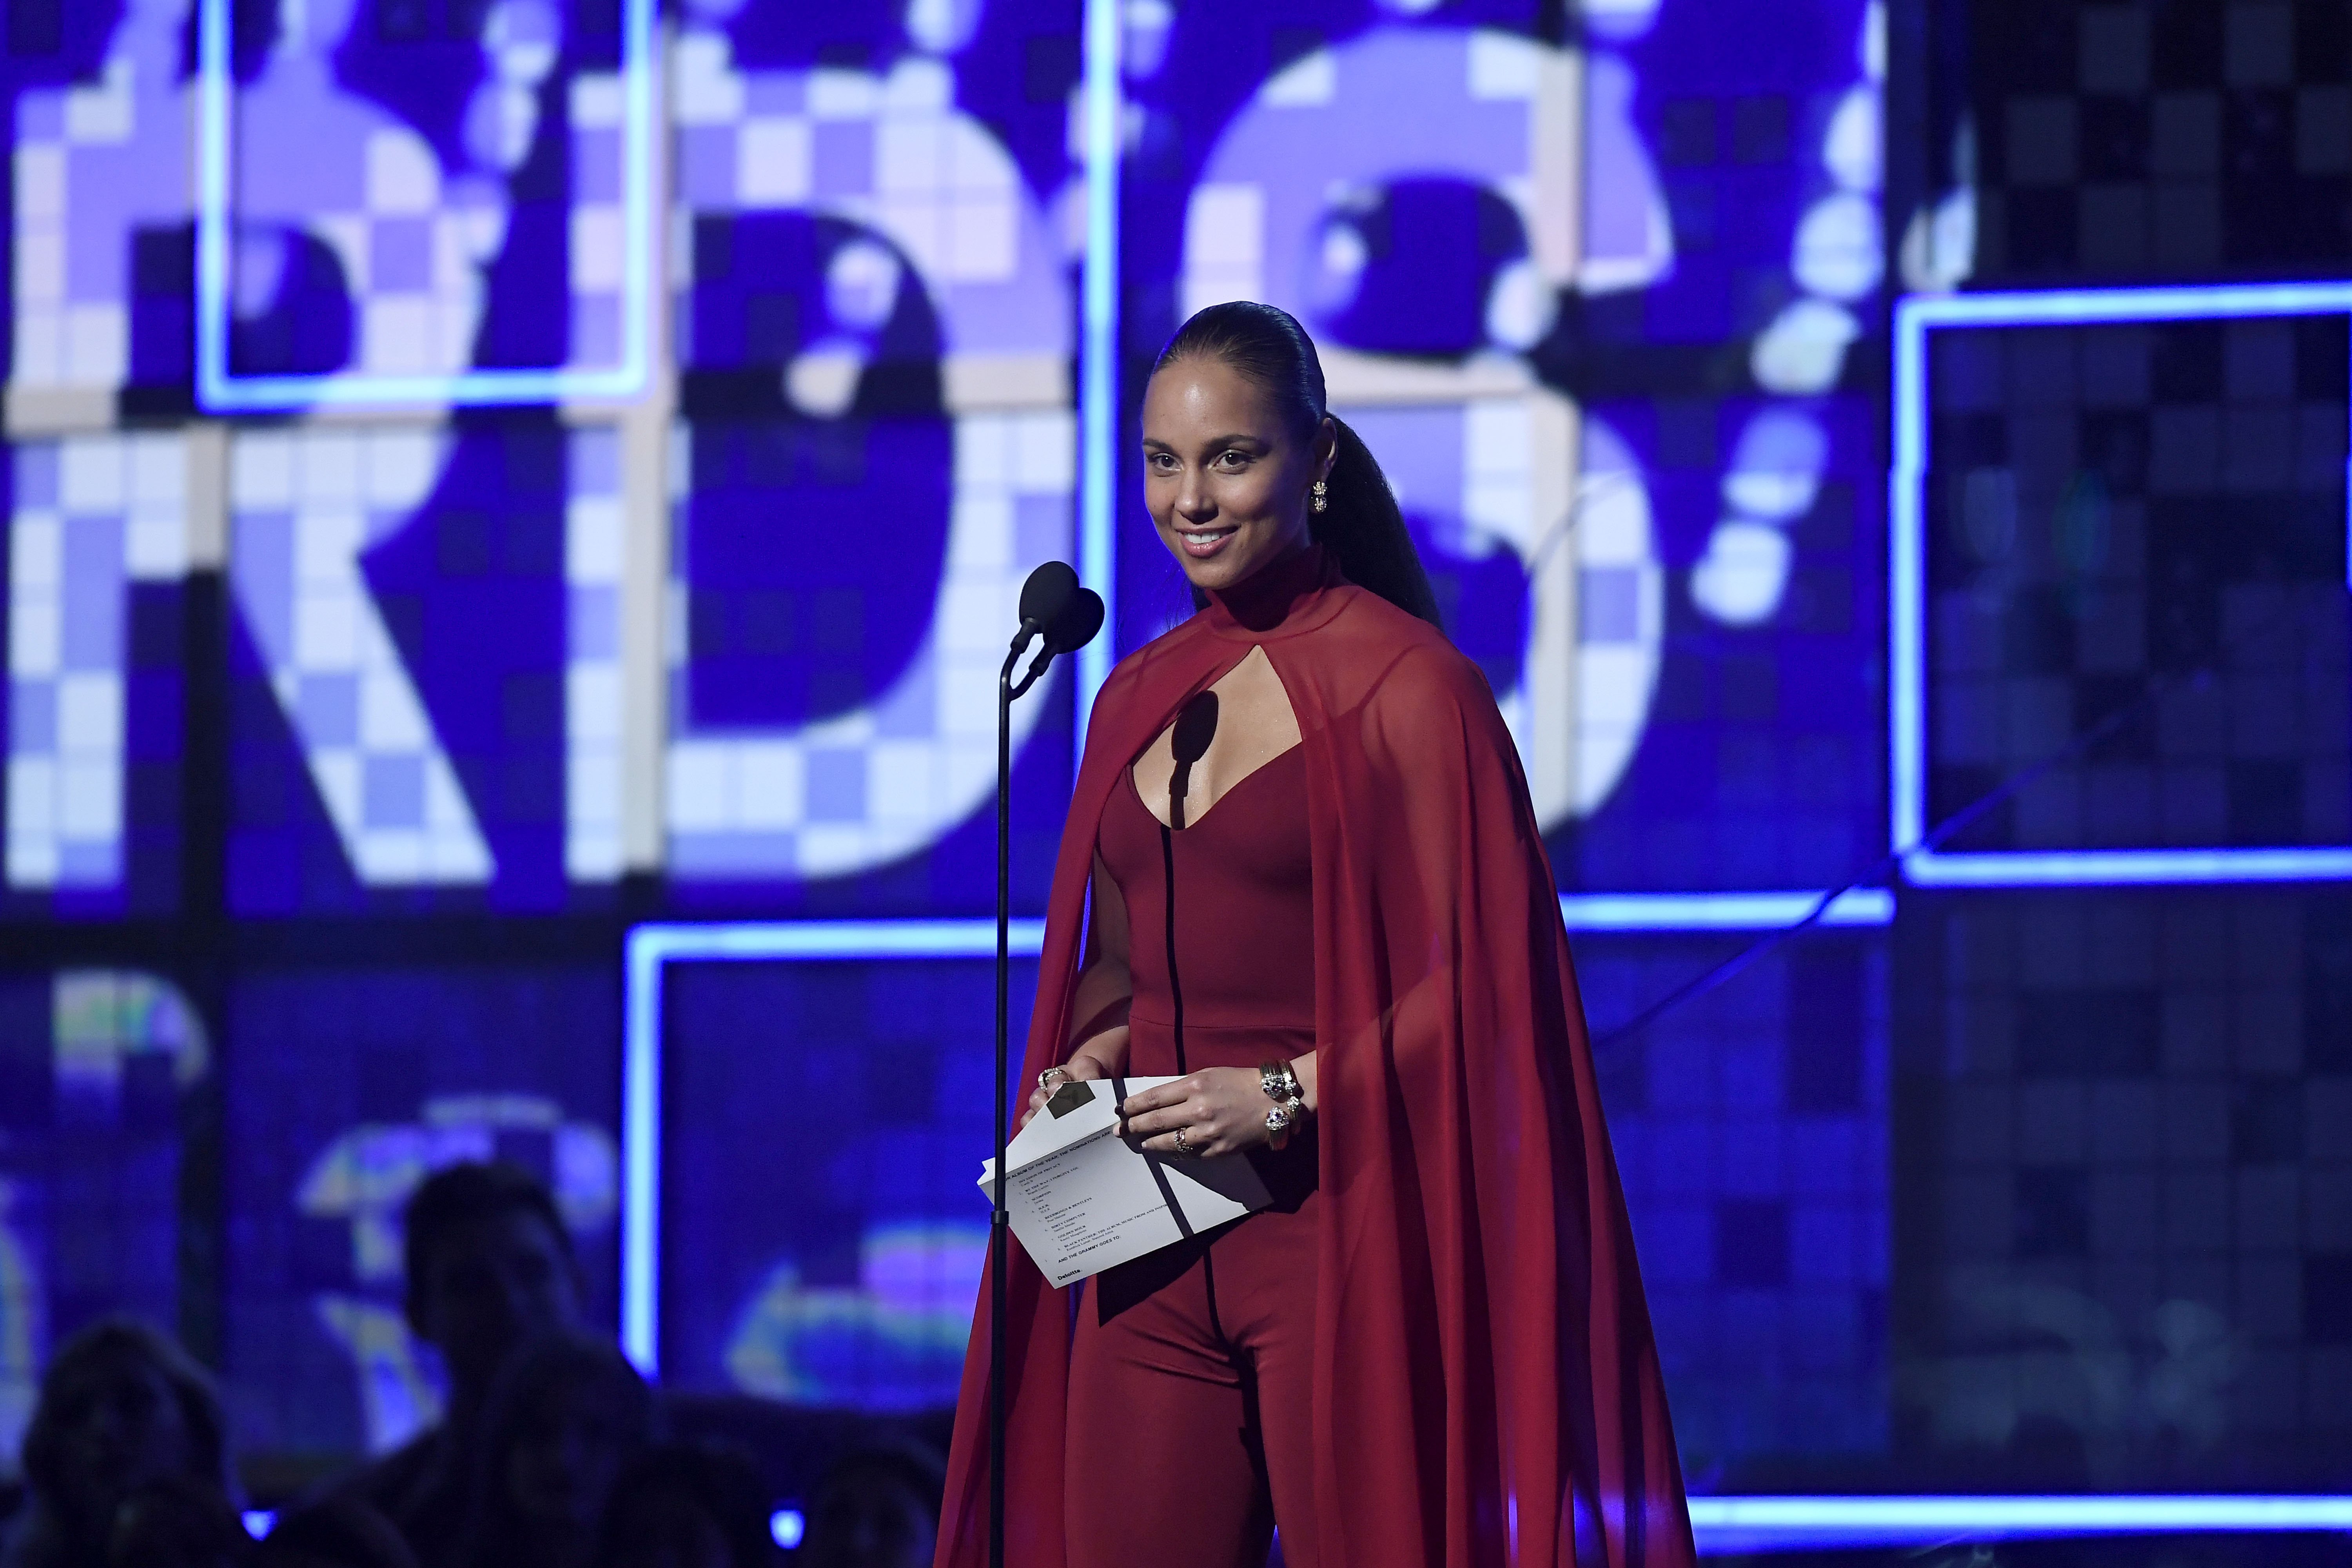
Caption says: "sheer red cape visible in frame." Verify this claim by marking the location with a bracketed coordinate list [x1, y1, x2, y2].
[937, 547, 1693, 1568]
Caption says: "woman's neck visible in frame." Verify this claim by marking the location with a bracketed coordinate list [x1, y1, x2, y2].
[1203, 542, 1330, 635]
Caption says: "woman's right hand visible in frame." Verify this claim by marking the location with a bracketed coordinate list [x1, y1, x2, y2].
[1020, 1035, 1120, 1129]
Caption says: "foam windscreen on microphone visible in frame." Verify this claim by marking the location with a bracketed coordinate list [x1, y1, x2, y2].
[1043, 588, 1105, 656]
[1017, 560, 1080, 632]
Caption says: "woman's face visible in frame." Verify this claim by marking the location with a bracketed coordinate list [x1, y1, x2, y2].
[50, 1354, 193, 1529]
[1141, 355, 1335, 596]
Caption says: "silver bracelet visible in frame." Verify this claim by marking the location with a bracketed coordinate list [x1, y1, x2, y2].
[1259, 1061, 1305, 1149]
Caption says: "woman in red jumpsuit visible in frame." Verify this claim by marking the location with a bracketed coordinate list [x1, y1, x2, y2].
[937, 301, 1693, 1568]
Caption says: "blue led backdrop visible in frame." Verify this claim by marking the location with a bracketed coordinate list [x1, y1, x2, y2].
[0, 0, 2344, 1512]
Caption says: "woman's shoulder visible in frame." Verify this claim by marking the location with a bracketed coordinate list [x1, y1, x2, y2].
[1327, 585, 1495, 712]
[1076, 611, 1212, 745]
[1091, 611, 1214, 703]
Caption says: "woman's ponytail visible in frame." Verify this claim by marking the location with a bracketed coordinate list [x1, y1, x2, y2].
[1156, 301, 1444, 629]
[1312, 416, 1442, 627]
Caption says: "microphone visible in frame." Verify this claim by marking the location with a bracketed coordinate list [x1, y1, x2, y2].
[1006, 562, 1103, 697]
[1042, 586, 1105, 658]
[1010, 561, 1080, 657]
[987, 561, 1104, 1565]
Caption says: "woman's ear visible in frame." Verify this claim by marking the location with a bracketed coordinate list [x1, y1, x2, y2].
[1317, 417, 1339, 480]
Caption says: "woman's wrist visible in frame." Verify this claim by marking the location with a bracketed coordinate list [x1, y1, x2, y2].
[1067, 1025, 1129, 1077]
[1289, 1051, 1318, 1114]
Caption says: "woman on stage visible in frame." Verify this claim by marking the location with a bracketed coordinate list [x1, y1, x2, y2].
[938, 301, 1693, 1568]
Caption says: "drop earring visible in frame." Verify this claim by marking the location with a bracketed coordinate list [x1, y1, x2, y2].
[1311, 479, 1328, 513]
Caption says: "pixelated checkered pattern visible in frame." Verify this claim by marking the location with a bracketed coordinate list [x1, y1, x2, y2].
[11, 13, 189, 389]
[7, 434, 185, 889]
[668, 31, 1069, 360]
[674, 43, 1018, 287]
[657, 955, 1031, 1400]
[1924, 316, 2351, 853]
[235, 116, 496, 381]
[220, 965, 619, 1455]
[565, 425, 625, 882]
[215, 27, 640, 387]
[566, 74, 631, 372]
[654, 31, 1075, 884]
[227, 428, 491, 884]
[1140, 7, 1889, 893]
[1338, 402, 1665, 822]
[664, 409, 1073, 878]
[1969, 0, 2352, 281]
[1909, 891, 2352, 1472]
[1585, 934, 1892, 1463]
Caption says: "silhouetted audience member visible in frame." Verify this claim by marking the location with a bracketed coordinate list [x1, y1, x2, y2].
[793, 1442, 944, 1568]
[591, 1443, 779, 1568]
[327, 1161, 583, 1563]
[455, 1330, 655, 1568]
[250, 1497, 418, 1568]
[0, 1317, 242, 1568]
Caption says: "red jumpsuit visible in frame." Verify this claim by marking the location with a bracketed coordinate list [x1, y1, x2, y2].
[1063, 745, 1320, 1568]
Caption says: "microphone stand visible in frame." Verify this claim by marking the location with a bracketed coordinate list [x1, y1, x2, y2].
[992, 625, 1053, 1568]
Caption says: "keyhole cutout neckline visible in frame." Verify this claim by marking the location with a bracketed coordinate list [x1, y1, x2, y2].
[1129, 645, 1304, 831]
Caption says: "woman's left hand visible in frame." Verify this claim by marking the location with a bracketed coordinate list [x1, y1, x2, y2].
[1120, 1067, 1279, 1158]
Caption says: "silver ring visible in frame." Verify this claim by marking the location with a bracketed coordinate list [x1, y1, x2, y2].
[1173, 1126, 1194, 1156]
[1039, 1067, 1070, 1090]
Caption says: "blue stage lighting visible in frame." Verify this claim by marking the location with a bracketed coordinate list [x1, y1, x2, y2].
[615, 891, 1886, 1367]
[1891, 280, 2352, 889]
[1557, 889, 1893, 930]
[1688, 1493, 2352, 1553]
[194, 0, 657, 411]
[620, 919, 1048, 1372]
[1077, 0, 1124, 730]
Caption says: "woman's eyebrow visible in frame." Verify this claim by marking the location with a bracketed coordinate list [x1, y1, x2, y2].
[1139, 433, 1269, 451]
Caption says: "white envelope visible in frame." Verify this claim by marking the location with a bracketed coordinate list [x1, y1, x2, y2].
[978, 1075, 1270, 1287]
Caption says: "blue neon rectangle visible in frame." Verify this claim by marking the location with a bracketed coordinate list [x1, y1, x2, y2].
[194, 0, 657, 412]
[1687, 1493, 2352, 1552]
[1557, 889, 1893, 929]
[1890, 280, 2352, 890]
[1075, 0, 1123, 735]
[613, 895, 1886, 1367]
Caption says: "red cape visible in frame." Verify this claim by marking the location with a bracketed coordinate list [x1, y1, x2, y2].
[938, 548, 1693, 1568]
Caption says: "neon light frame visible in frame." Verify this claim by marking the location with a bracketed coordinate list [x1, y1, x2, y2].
[617, 894, 1891, 1369]
[1891, 280, 2352, 888]
[1686, 1494, 2352, 1552]
[194, 0, 658, 412]
[1075, 0, 1122, 731]
[621, 924, 2352, 1546]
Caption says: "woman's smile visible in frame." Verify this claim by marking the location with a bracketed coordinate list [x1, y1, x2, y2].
[1175, 523, 1240, 558]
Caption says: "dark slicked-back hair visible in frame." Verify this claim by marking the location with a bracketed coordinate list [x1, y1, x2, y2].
[1153, 300, 1443, 627]
[401, 1159, 572, 1297]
